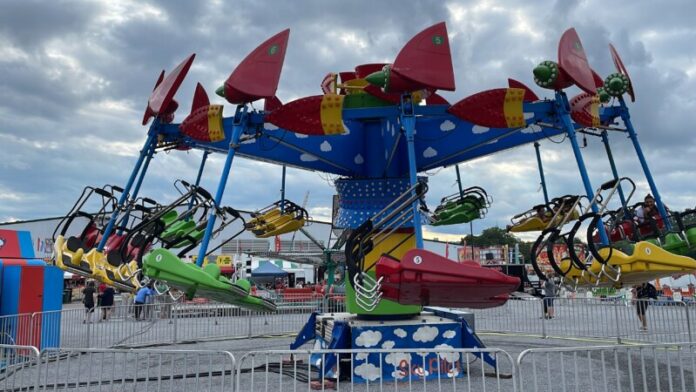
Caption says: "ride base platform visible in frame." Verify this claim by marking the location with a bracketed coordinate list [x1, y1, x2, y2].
[293, 309, 496, 383]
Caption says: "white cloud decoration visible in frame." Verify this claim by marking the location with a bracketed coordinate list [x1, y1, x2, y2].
[472, 125, 490, 134]
[355, 352, 369, 361]
[300, 153, 318, 162]
[394, 328, 407, 339]
[435, 343, 461, 363]
[354, 154, 364, 164]
[413, 326, 438, 343]
[354, 363, 381, 381]
[423, 147, 438, 158]
[381, 340, 395, 350]
[442, 330, 456, 339]
[355, 330, 382, 348]
[440, 120, 456, 131]
[264, 123, 278, 131]
[385, 352, 412, 367]
[320, 141, 332, 152]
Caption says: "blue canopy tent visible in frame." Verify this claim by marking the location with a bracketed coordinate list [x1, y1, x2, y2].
[251, 261, 288, 278]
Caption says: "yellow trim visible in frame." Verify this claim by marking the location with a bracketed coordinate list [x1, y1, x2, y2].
[207, 105, 225, 142]
[590, 95, 600, 127]
[341, 78, 369, 94]
[503, 88, 526, 128]
[320, 93, 345, 135]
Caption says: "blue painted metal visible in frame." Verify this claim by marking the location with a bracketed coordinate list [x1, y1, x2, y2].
[97, 126, 158, 251]
[600, 131, 628, 211]
[401, 97, 423, 249]
[117, 142, 156, 234]
[319, 321, 350, 376]
[280, 165, 286, 214]
[290, 312, 317, 350]
[187, 150, 209, 214]
[195, 106, 248, 266]
[619, 97, 671, 227]
[455, 164, 464, 197]
[555, 91, 609, 244]
[534, 142, 550, 205]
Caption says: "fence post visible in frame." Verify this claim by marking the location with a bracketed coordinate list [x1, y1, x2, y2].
[247, 308, 253, 338]
[172, 305, 178, 344]
[29, 313, 36, 349]
[682, 301, 692, 343]
[540, 299, 547, 339]
[613, 300, 622, 344]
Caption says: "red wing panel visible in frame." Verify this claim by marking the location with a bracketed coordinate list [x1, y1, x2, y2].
[426, 92, 450, 105]
[375, 248, 519, 308]
[448, 88, 522, 128]
[265, 95, 325, 135]
[609, 44, 635, 102]
[363, 84, 401, 104]
[354, 63, 387, 78]
[224, 29, 290, 104]
[591, 69, 605, 88]
[558, 28, 596, 94]
[0, 229, 21, 258]
[508, 78, 539, 101]
[392, 22, 455, 91]
[145, 54, 196, 125]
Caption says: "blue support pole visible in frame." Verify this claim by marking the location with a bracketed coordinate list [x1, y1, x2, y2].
[280, 165, 286, 214]
[600, 131, 628, 211]
[97, 125, 159, 251]
[187, 150, 210, 214]
[555, 91, 609, 244]
[116, 142, 156, 234]
[534, 142, 550, 205]
[618, 97, 670, 227]
[196, 106, 248, 266]
[401, 96, 424, 249]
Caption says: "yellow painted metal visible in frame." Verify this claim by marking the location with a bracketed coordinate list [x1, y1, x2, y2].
[320, 93, 345, 135]
[590, 95, 600, 127]
[503, 88, 526, 128]
[561, 242, 696, 287]
[207, 104, 225, 142]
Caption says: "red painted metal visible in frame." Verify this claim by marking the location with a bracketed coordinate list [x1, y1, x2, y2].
[426, 92, 450, 105]
[363, 84, 401, 104]
[17, 264, 44, 347]
[191, 82, 210, 111]
[143, 54, 196, 125]
[591, 69, 605, 88]
[266, 95, 325, 135]
[264, 96, 283, 112]
[354, 64, 386, 78]
[447, 88, 510, 128]
[609, 44, 635, 102]
[569, 92, 595, 127]
[375, 249, 519, 308]
[508, 78, 539, 102]
[223, 29, 290, 104]
[392, 22, 455, 91]
[0, 228, 21, 258]
[558, 28, 596, 94]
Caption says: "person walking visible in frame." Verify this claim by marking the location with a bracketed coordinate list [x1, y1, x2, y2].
[543, 273, 557, 319]
[633, 282, 658, 331]
[82, 281, 97, 324]
[134, 282, 154, 321]
[100, 286, 115, 321]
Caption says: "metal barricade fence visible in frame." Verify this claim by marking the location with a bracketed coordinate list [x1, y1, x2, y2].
[236, 348, 516, 392]
[517, 342, 696, 392]
[468, 298, 544, 336]
[0, 344, 41, 391]
[36, 348, 236, 391]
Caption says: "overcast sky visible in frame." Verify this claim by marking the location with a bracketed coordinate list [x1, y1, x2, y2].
[1, 0, 695, 242]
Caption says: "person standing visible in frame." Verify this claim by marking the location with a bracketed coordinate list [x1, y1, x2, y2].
[543, 273, 557, 319]
[633, 282, 658, 331]
[82, 281, 97, 324]
[134, 283, 154, 321]
[100, 286, 115, 321]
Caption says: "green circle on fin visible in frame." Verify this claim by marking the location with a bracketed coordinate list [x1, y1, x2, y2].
[268, 45, 279, 55]
[432, 35, 443, 45]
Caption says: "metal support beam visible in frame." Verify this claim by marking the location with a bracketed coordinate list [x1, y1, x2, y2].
[534, 142, 550, 205]
[196, 106, 248, 266]
[401, 96, 423, 249]
[600, 131, 628, 211]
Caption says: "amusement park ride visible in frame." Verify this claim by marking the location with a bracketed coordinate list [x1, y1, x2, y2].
[51, 22, 696, 381]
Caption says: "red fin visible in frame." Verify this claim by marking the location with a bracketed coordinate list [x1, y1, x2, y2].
[144, 54, 196, 125]
[570, 92, 598, 127]
[264, 96, 283, 112]
[558, 28, 596, 94]
[426, 93, 450, 105]
[392, 22, 455, 91]
[338, 71, 357, 83]
[142, 70, 164, 125]
[223, 29, 290, 104]
[508, 78, 539, 101]
[609, 44, 635, 102]
[265, 95, 324, 135]
[191, 83, 210, 113]
[354, 64, 386, 78]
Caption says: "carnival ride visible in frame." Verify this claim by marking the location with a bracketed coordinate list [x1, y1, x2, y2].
[50, 22, 696, 381]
